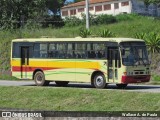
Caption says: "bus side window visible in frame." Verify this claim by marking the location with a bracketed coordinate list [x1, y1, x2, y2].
[66, 43, 74, 59]
[57, 43, 66, 59]
[75, 43, 86, 59]
[40, 44, 48, 58]
[33, 43, 48, 58]
[49, 43, 56, 58]
[91, 51, 96, 58]
[97, 51, 104, 58]
[33, 43, 40, 58]
[12, 43, 20, 58]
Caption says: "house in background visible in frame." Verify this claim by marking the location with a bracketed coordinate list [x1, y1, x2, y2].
[61, 0, 160, 19]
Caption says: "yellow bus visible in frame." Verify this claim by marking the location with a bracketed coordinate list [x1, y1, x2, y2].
[11, 38, 151, 88]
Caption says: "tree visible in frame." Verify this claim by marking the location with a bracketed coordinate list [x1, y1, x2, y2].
[0, 0, 46, 29]
[135, 32, 160, 59]
[149, 0, 160, 16]
[141, 0, 160, 15]
[141, 0, 150, 11]
[46, 0, 66, 14]
[145, 32, 160, 54]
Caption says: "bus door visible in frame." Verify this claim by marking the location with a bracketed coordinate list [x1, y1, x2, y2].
[21, 47, 29, 79]
[107, 47, 119, 83]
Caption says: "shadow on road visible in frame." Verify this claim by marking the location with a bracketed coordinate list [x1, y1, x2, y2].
[23, 82, 160, 91]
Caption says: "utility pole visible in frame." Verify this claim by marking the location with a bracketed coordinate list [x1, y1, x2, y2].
[86, 0, 89, 29]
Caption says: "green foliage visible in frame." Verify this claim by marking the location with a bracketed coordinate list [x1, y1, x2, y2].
[64, 16, 82, 27]
[99, 29, 116, 38]
[64, 14, 141, 28]
[115, 14, 140, 22]
[0, 40, 11, 72]
[0, 75, 19, 80]
[152, 74, 160, 81]
[0, 0, 47, 29]
[42, 15, 64, 28]
[0, 86, 160, 111]
[73, 0, 84, 2]
[151, 74, 160, 84]
[94, 14, 117, 25]
[135, 32, 160, 54]
[65, 14, 117, 27]
[0, 0, 66, 29]
[145, 32, 160, 53]
[79, 28, 91, 38]
[47, 0, 66, 14]
[135, 33, 147, 39]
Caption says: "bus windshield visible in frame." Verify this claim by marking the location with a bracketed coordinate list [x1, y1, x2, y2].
[120, 42, 150, 66]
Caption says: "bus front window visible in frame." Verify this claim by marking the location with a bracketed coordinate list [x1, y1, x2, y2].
[120, 42, 150, 66]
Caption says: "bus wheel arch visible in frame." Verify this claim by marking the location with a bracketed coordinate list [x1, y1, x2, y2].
[91, 71, 107, 89]
[33, 69, 50, 86]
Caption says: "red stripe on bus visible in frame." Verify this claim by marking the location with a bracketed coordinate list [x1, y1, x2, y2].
[12, 66, 60, 72]
[12, 66, 101, 72]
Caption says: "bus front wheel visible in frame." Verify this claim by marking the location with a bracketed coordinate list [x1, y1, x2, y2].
[116, 84, 128, 89]
[93, 73, 106, 89]
[34, 71, 50, 86]
[55, 81, 69, 86]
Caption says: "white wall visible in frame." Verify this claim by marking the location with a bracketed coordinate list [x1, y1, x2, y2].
[61, 0, 132, 19]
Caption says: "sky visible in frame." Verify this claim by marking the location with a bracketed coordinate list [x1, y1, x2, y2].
[66, 0, 74, 2]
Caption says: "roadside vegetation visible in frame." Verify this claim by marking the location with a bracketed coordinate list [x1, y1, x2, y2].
[0, 86, 160, 111]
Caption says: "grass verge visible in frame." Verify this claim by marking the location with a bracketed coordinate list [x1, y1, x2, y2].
[150, 74, 160, 85]
[0, 74, 19, 80]
[0, 86, 160, 111]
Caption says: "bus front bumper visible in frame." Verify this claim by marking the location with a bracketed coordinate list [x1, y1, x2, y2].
[121, 75, 151, 84]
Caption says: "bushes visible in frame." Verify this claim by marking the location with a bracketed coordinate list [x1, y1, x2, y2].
[134, 32, 160, 54]
[99, 29, 116, 37]
[64, 16, 82, 27]
[134, 32, 160, 74]
[64, 14, 139, 27]
[64, 14, 117, 27]
[79, 28, 116, 38]
[42, 15, 64, 28]
[79, 28, 92, 38]
[115, 13, 140, 22]
[95, 14, 117, 25]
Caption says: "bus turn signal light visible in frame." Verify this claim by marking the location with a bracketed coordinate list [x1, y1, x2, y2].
[123, 72, 127, 76]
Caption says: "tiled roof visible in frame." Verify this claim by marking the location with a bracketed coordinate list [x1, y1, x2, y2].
[62, 0, 117, 9]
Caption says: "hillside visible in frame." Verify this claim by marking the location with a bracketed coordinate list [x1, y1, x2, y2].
[0, 14, 160, 80]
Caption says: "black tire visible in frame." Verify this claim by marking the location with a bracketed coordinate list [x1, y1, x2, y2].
[34, 71, 50, 86]
[116, 84, 128, 89]
[92, 73, 106, 89]
[55, 81, 69, 86]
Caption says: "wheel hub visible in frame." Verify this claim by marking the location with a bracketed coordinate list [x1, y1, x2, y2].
[96, 76, 103, 86]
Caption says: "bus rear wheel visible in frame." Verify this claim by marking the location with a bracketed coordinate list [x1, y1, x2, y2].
[92, 73, 106, 89]
[34, 71, 50, 86]
[55, 81, 69, 86]
[116, 84, 128, 89]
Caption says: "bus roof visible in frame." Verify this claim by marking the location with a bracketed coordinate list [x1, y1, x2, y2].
[12, 38, 144, 43]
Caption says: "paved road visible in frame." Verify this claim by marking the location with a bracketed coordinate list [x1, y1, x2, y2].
[0, 80, 160, 93]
